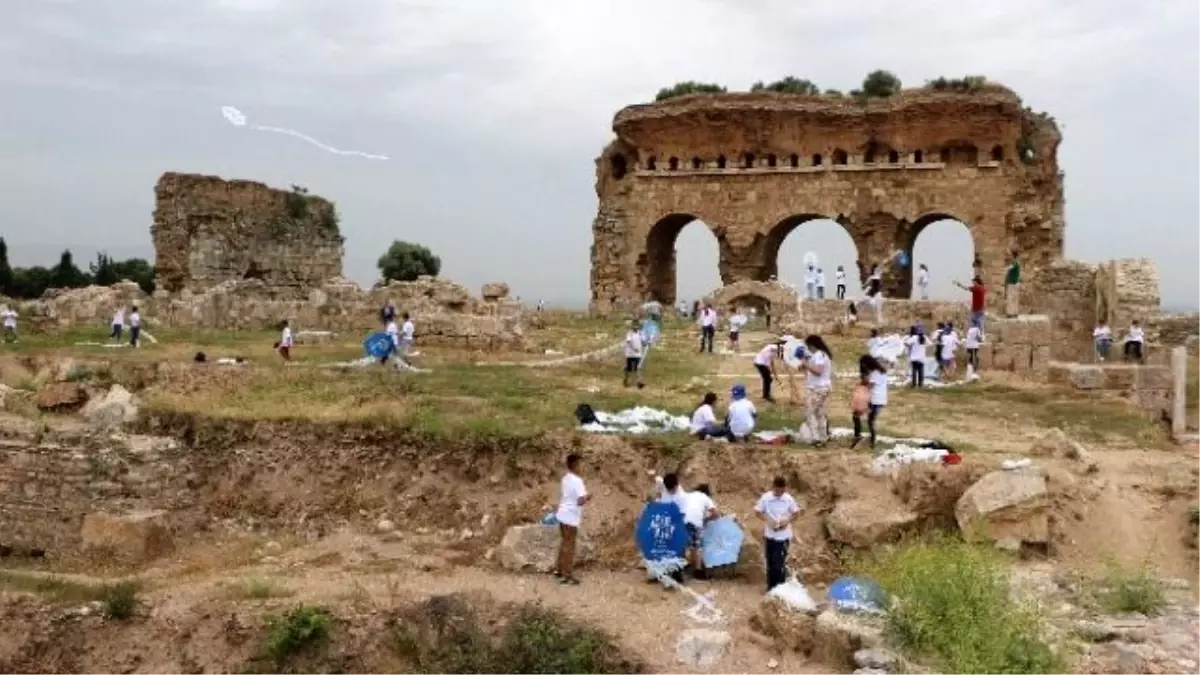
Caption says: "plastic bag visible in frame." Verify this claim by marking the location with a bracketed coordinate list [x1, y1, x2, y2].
[767, 578, 818, 613]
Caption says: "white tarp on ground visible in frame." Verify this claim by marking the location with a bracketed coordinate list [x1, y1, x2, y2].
[753, 427, 933, 447]
[580, 406, 690, 434]
[869, 443, 949, 475]
[766, 578, 819, 612]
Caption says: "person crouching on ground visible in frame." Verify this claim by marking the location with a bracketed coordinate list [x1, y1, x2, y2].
[1123, 320, 1145, 363]
[851, 354, 888, 449]
[726, 383, 757, 442]
[683, 483, 719, 580]
[623, 319, 645, 388]
[554, 453, 588, 586]
[799, 335, 834, 447]
[753, 338, 783, 402]
[755, 475, 800, 591]
[690, 392, 728, 440]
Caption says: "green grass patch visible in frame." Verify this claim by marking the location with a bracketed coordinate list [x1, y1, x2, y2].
[0, 570, 139, 619]
[101, 580, 139, 619]
[1091, 563, 1167, 616]
[262, 604, 332, 666]
[228, 576, 293, 600]
[856, 535, 1063, 674]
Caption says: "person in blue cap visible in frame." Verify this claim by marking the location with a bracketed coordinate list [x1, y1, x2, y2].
[725, 383, 757, 442]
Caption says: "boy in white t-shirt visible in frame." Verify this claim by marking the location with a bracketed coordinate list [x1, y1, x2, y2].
[939, 322, 960, 380]
[623, 320, 645, 388]
[815, 268, 827, 299]
[398, 312, 416, 362]
[804, 265, 817, 299]
[726, 383, 757, 441]
[110, 307, 125, 342]
[554, 453, 589, 586]
[128, 306, 142, 347]
[1092, 320, 1112, 362]
[754, 476, 801, 591]
[965, 319, 984, 372]
[728, 309, 748, 352]
[697, 305, 717, 353]
[1, 306, 17, 343]
[1123, 320, 1145, 363]
[277, 320, 294, 361]
[835, 265, 847, 300]
[753, 341, 782, 402]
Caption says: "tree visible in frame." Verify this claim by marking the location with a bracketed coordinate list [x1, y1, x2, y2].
[49, 249, 90, 290]
[750, 77, 820, 95]
[377, 241, 441, 283]
[925, 75, 988, 92]
[111, 258, 156, 294]
[654, 81, 727, 101]
[860, 70, 902, 98]
[9, 266, 51, 299]
[90, 252, 119, 286]
[0, 237, 12, 297]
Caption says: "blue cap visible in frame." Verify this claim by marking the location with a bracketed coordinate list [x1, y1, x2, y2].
[731, 383, 746, 399]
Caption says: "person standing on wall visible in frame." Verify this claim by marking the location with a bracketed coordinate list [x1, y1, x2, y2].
[917, 264, 931, 300]
[863, 265, 884, 324]
[697, 303, 717, 353]
[754, 476, 800, 591]
[835, 265, 847, 300]
[804, 264, 817, 300]
[1123, 320, 1146, 363]
[953, 276, 988, 335]
[553, 453, 588, 586]
[1004, 251, 1021, 317]
[816, 268, 827, 299]
[379, 299, 396, 327]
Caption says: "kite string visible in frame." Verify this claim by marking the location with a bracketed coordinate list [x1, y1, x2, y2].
[643, 557, 726, 624]
[249, 124, 389, 160]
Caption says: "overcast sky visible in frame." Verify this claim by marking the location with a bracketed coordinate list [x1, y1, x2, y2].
[1, 0, 1197, 308]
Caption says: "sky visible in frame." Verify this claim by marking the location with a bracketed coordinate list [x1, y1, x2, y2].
[1, 0, 1197, 309]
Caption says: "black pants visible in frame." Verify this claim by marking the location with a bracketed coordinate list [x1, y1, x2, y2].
[910, 361, 924, 387]
[699, 325, 715, 353]
[967, 348, 980, 370]
[1124, 341, 1143, 362]
[623, 357, 642, 386]
[110, 324, 123, 340]
[836, 284, 846, 299]
[755, 364, 773, 400]
[130, 325, 141, 347]
[764, 537, 790, 591]
[853, 404, 882, 446]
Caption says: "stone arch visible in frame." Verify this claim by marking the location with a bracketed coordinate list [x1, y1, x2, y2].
[709, 280, 800, 321]
[761, 213, 862, 286]
[668, 157, 679, 171]
[901, 212, 978, 298]
[641, 213, 724, 305]
[832, 149, 848, 165]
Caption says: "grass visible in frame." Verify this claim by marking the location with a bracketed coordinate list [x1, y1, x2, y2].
[101, 580, 139, 619]
[0, 570, 140, 619]
[1091, 563, 1168, 616]
[228, 576, 293, 600]
[856, 535, 1064, 674]
[262, 604, 332, 665]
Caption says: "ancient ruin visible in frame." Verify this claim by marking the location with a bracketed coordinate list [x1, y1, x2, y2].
[151, 172, 344, 294]
[589, 87, 1064, 314]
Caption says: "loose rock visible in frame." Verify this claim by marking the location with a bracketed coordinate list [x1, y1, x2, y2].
[496, 524, 595, 573]
[825, 499, 918, 548]
[675, 629, 731, 670]
[955, 467, 1048, 544]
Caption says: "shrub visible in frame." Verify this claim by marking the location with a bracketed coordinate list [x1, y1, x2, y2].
[1093, 563, 1167, 616]
[860, 69, 902, 98]
[231, 577, 291, 600]
[102, 581, 140, 620]
[926, 75, 989, 92]
[284, 185, 310, 220]
[654, 81, 726, 101]
[858, 536, 1062, 673]
[378, 240, 441, 283]
[263, 604, 332, 665]
[750, 77, 820, 95]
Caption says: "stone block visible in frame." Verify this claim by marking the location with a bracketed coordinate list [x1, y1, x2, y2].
[1103, 365, 1138, 390]
[978, 344, 995, 370]
[1010, 344, 1033, 372]
[1135, 365, 1172, 391]
[991, 344, 1015, 371]
[824, 499, 918, 548]
[1047, 361, 1072, 386]
[496, 524, 595, 573]
[813, 609, 886, 670]
[955, 468, 1048, 545]
[35, 383, 88, 412]
[1031, 346, 1052, 379]
[1066, 364, 1108, 390]
[675, 629, 732, 670]
[80, 510, 175, 562]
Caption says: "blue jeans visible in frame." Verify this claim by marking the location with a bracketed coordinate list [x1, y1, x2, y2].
[971, 311, 985, 333]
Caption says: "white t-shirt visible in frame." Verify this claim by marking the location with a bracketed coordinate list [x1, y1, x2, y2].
[918, 268, 929, 286]
[656, 485, 689, 515]
[129, 311, 141, 327]
[690, 404, 717, 433]
[624, 330, 644, 358]
[401, 320, 415, 340]
[836, 270, 846, 284]
[1093, 325, 1112, 341]
[868, 370, 888, 406]
[280, 326, 294, 347]
[729, 313, 748, 332]
[940, 332, 959, 360]
[755, 491, 800, 541]
[112, 310, 124, 326]
[727, 398, 757, 437]
[1, 309, 16, 328]
[816, 271, 826, 288]
[555, 472, 588, 527]
[965, 326, 982, 349]
[867, 336, 882, 358]
[1127, 326, 1144, 343]
[682, 491, 717, 529]
[804, 268, 816, 284]
[699, 308, 716, 328]
[906, 336, 927, 363]
[805, 350, 833, 389]
[385, 321, 400, 346]
[753, 344, 777, 367]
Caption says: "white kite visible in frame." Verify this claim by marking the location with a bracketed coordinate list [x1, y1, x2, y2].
[220, 106, 389, 160]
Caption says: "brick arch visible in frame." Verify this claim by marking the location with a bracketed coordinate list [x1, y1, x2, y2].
[638, 212, 727, 305]
[708, 280, 800, 320]
[889, 211, 980, 298]
[758, 213, 863, 283]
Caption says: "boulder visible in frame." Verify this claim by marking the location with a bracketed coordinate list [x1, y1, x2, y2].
[825, 499, 919, 548]
[35, 382, 88, 412]
[80, 510, 174, 562]
[675, 628, 731, 670]
[480, 282, 511, 301]
[496, 524, 594, 573]
[81, 384, 139, 429]
[955, 468, 1048, 545]
[750, 597, 817, 655]
[813, 609, 886, 670]
[854, 648, 899, 672]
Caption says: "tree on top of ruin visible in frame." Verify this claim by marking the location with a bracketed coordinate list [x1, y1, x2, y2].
[750, 77, 821, 95]
[859, 70, 902, 98]
[654, 81, 727, 101]
[925, 75, 989, 92]
[378, 241, 441, 283]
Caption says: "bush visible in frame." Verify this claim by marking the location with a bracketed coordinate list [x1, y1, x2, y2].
[654, 81, 726, 101]
[1093, 564, 1167, 616]
[860, 69, 902, 98]
[263, 604, 332, 665]
[378, 240, 441, 283]
[285, 185, 310, 220]
[102, 581, 139, 620]
[926, 75, 989, 92]
[858, 536, 1062, 673]
[750, 77, 820, 95]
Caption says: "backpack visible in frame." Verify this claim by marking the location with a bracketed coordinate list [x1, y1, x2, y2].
[574, 403, 597, 426]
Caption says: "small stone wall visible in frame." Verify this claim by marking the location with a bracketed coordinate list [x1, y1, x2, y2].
[1047, 361, 1173, 419]
[708, 280, 801, 319]
[787, 299, 971, 333]
[979, 315, 1053, 377]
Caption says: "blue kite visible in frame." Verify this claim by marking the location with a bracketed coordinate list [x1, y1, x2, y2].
[828, 576, 887, 613]
[363, 332, 395, 360]
[635, 500, 688, 564]
[701, 515, 744, 568]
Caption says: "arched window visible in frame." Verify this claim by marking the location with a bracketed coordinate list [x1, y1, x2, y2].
[888, 150, 899, 164]
[691, 157, 703, 170]
[610, 154, 627, 179]
[743, 152, 756, 168]
[812, 153, 823, 166]
[940, 148, 951, 163]
[991, 145, 1004, 162]
[668, 157, 679, 171]
[646, 156, 657, 171]
[766, 154, 778, 168]
[832, 149, 848, 165]
[913, 150, 924, 164]
[716, 155, 727, 169]
[789, 154, 800, 168]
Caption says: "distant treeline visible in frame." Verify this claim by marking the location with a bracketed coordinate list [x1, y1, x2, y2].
[0, 237, 154, 299]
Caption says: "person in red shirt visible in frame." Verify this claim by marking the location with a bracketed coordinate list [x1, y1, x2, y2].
[954, 276, 987, 334]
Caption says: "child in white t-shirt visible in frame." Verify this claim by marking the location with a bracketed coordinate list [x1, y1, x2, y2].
[1123, 320, 1145, 363]
[1, 306, 18, 343]
[851, 354, 888, 449]
[904, 329, 928, 388]
[728, 310, 748, 352]
[277, 320, 294, 361]
[690, 391, 725, 439]
[623, 320, 645, 388]
[1093, 320, 1113, 362]
[940, 322, 960, 380]
[726, 383, 757, 441]
[835, 266, 847, 300]
[965, 320, 983, 372]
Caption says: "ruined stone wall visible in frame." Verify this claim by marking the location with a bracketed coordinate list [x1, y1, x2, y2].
[787, 299, 971, 334]
[1048, 361, 1174, 420]
[978, 315, 1054, 377]
[1024, 259, 1098, 361]
[590, 87, 1064, 314]
[152, 172, 344, 295]
[17, 277, 527, 350]
[707, 280, 801, 318]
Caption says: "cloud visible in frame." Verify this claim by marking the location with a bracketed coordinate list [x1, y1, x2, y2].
[0, 0, 1196, 308]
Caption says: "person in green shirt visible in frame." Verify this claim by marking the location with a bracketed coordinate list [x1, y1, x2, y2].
[1004, 251, 1021, 316]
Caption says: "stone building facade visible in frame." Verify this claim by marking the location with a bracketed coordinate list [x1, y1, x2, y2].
[151, 172, 344, 295]
[589, 86, 1064, 314]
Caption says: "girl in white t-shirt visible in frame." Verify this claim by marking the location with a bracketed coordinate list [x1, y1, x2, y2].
[851, 354, 888, 449]
[917, 264, 930, 300]
[835, 265, 847, 300]
[940, 322, 960, 380]
[964, 320, 983, 372]
[1092, 320, 1113, 362]
[690, 391, 725, 439]
[799, 335, 834, 446]
[1123, 320, 1145, 363]
[904, 328, 928, 388]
